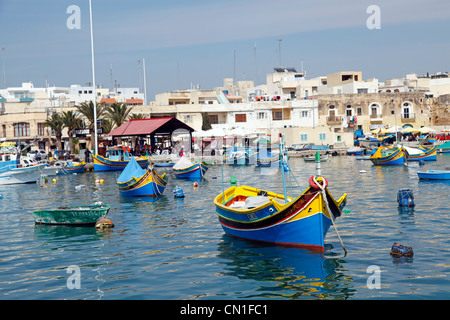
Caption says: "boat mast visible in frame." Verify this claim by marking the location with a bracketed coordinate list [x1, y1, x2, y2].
[89, 0, 98, 155]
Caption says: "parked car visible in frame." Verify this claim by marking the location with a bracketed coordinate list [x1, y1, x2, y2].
[29, 149, 48, 160]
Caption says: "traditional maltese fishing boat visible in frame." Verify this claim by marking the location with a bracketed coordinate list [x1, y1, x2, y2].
[173, 157, 208, 179]
[214, 135, 348, 253]
[403, 146, 436, 161]
[116, 157, 168, 197]
[93, 146, 149, 171]
[370, 146, 406, 165]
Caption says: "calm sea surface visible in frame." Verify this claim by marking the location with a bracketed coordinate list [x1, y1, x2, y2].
[1, 154, 450, 300]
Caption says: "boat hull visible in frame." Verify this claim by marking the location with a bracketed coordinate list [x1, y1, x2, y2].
[56, 162, 86, 175]
[93, 154, 149, 171]
[117, 169, 168, 197]
[404, 147, 437, 161]
[173, 162, 208, 179]
[214, 185, 347, 252]
[33, 205, 110, 226]
[0, 163, 47, 185]
[370, 148, 405, 165]
[418, 170, 450, 180]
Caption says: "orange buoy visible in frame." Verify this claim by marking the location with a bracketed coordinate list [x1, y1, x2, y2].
[95, 218, 114, 229]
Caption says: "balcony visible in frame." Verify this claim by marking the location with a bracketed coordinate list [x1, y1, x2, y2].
[326, 116, 342, 125]
[401, 113, 415, 123]
[370, 113, 383, 122]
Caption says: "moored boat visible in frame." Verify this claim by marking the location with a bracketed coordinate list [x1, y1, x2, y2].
[173, 157, 207, 179]
[0, 147, 47, 185]
[403, 146, 436, 161]
[214, 135, 348, 253]
[116, 157, 168, 197]
[55, 160, 86, 175]
[93, 145, 149, 171]
[436, 141, 450, 153]
[33, 203, 110, 226]
[417, 170, 450, 180]
[214, 180, 347, 251]
[370, 146, 406, 165]
[347, 146, 363, 156]
[304, 154, 328, 162]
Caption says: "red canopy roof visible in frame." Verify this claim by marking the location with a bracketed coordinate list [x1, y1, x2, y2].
[108, 117, 193, 137]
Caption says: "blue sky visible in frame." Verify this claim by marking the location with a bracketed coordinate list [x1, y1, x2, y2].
[1, 0, 449, 100]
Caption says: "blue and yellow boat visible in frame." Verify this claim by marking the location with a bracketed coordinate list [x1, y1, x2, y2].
[214, 178, 347, 252]
[214, 135, 348, 253]
[256, 151, 280, 167]
[370, 146, 406, 165]
[116, 157, 167, 197]
[173, 157, 208, 179]
[404, 146, 437, 161]
[56, 161, 86, 175]
[93, 146, 149, 171]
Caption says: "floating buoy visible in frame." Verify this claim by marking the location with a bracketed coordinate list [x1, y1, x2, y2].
[173, 186, 184, 198]
[390, 242, 413, 257]
[230, 175, 237, 187]
[99, 179, 104, 184]
[193, 181, 198, 187]
[52, 179, 57, 183]
[397, 188, 415, 207]
[95, 218, 114, 229]
[359, 170, 367, 174]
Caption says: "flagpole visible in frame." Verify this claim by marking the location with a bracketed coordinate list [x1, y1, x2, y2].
[89, 0, 98, 155]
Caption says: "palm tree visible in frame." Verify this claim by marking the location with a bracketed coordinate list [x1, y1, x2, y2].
[43, 113, 64, 155]
[105, 102, 133, 129]
[76, 101, 105, 148]
[101, 118, 115, 135]
[61, 110, 83, 154]
[129, 113, 147, 120]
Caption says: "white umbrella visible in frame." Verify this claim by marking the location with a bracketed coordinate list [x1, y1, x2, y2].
[419, 126, 436, 134]
[387, 126, 403, 133]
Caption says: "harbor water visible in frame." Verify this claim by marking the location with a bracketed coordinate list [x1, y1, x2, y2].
[1, 154, 450, 300]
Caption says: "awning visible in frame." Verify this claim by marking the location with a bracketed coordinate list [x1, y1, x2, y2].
[108, 117, 194, 137]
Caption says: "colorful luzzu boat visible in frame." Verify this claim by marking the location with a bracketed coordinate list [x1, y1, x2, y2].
[256, 151, 280, 167]
[56, 161, 86, 175]
[403, 146, 437, 161]
[214, 176, 347, 252]
[116, 157, 167, 197]
[370, 147, 406, 165]
[214, 135, 348, 253]
[93, 146, 148, 171]
[173, 157, 208, 179]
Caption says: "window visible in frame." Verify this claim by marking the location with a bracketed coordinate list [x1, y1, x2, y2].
[257, 112, 266, 120]
[300, 134, 308, 142]
[357, 107, 362, 116]
[14, 122, 30, 137]
[346, 105, 353, 116]
[209, 115, 218, 124]
[38, 123, 45, 136]
[273, 111, 282, 120]
[185, 115, 191, 123]
[301, 111, 308, 118]
[319, 133, 326, 141]
[235, 114, 247, 122]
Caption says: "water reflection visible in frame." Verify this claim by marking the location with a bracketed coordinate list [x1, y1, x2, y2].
[217, 235, 356, 299]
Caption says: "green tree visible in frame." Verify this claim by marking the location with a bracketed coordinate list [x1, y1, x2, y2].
[201, 112, 212, 131]
[61, 110, 83, 154]
[43, 113, 64, 154]
[129, 113, 146, 120]
[105, 102, 133, 129]
[76, 101, 105, 146]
